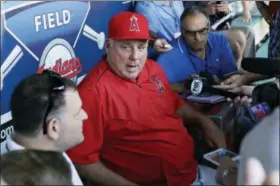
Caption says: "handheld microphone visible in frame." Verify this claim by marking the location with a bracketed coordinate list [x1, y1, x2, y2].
[241, 58, 280, 76]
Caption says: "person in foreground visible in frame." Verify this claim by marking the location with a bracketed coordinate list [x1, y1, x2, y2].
[1, 149, 73, 185]
[215, 106, 279, 186]
[67, 11, 226, 186]
[5, 70, 88, 185]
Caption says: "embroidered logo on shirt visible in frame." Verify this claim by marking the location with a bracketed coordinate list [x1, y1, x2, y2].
[129, 15, 140, 32]
[150, 77, 165, 95]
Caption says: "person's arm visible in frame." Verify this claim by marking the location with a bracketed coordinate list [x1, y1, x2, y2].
[213, 73, 268, 90]
[219, 34, 239, 75]
[176, 103, 226, 148]
[255, 1, 274, 24]
[241, 1, 252, 22]
[75, 162, 138, 186]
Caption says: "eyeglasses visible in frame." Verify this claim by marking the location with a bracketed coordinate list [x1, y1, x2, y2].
[42, 70, 65, 134]
[181, 25, 209, 38]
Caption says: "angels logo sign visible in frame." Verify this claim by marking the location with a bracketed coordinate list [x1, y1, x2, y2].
[37, 38, 82, 83]
[150, 77, 165, 95]
[129, 15, 140, 32]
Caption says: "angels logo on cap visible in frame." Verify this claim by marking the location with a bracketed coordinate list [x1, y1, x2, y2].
[108, 11, 151, 40]
[129, 15, 140, 32]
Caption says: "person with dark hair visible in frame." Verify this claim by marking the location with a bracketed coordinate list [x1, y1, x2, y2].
[183, 1, 256, 60]
[5, 70, 88, 185]
[1, 149, 73, 185]
[157, 6, 238, 93]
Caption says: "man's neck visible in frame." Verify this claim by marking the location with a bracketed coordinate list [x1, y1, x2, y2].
[13, 133, 63, 152]
[194, 49, 206, 60]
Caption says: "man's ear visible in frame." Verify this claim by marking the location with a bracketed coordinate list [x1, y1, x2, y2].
[46, 118, 61, 140]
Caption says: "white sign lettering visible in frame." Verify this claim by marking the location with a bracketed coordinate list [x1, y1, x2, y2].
[34, 10, 71, 32]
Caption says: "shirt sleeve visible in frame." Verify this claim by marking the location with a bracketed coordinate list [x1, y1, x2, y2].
[219, 35, 238, 75]
[134, 2, 158, 34]
[66, 86, 105, 164]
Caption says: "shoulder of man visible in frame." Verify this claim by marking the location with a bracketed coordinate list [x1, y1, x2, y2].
[208, 32, 230, 48]
[77, 59, 110, 95]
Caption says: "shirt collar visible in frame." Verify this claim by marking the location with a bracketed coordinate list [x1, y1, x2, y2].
[6, 134, 25, 152]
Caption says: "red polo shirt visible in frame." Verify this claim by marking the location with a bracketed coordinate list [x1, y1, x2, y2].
[67, 59, 198, 185]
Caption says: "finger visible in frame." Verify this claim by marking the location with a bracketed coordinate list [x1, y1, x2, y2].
[228, 87, 241, 93]
[264, 171, 280, 185]
[244, 158, 266, 185]
[213, 84, 236, 90]
[190, 74, 200, 78]
[213, 75, 221, 84]
[222, 76, 235, 85]
[240, 96, 250, 106]
[156, 47, 172, 53]
[233, 96, 241, 105]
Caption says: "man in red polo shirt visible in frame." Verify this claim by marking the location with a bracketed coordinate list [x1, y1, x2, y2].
[67, 11, 226, 186]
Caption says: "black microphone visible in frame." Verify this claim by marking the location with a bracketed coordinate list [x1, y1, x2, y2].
[241, 58, 280, 76]
[186, 77, 240, 99]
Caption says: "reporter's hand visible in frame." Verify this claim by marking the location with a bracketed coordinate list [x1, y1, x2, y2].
[243, 11, 252, 23]
[216, 157, 237, 186]
[225, 86, 254, 107]
[213, 74, 248, 90]
[231, 96, 252, 107]
[154, 38, 172, 53]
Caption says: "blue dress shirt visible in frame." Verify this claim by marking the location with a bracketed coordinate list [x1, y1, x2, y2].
[157, 32, 238, 83]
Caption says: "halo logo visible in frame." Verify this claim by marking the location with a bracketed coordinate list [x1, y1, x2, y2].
[37, 38, 82, 83]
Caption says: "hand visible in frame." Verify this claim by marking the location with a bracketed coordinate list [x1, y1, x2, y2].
[223, 85, 254, 107]
[200, 117, 226, 149]
[154, 38, 172, 53]
[213, 74, 248, 91]
[215, 1, 230, 14]
[205, 2, 217, 15]
[216, 157, 238, 186]
[244, 158, 279, 185]
[243, 11, 252, 23]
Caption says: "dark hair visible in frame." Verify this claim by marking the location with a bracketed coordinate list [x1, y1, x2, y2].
[1, 149, 72, 185]
[180, 6, 209, 25]
[10, 72, 77, 136]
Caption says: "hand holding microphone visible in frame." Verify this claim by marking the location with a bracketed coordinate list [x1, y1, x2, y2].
[185, 72, 242, 99]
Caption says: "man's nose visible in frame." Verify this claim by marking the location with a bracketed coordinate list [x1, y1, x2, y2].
[194, 32, 201, 41]
[129, 48, 140, 60]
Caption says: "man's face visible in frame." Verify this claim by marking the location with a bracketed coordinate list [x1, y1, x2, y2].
[58, 90, 88, 150]
[106, 39, 148, 80]
[181, 13, 209, 51]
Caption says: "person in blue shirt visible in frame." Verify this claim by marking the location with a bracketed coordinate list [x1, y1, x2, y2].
[157, 6, 238, 92]
[135, 1, 184, 44]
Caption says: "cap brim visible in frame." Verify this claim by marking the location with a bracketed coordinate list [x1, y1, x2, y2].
[109, 36, 152, 40]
